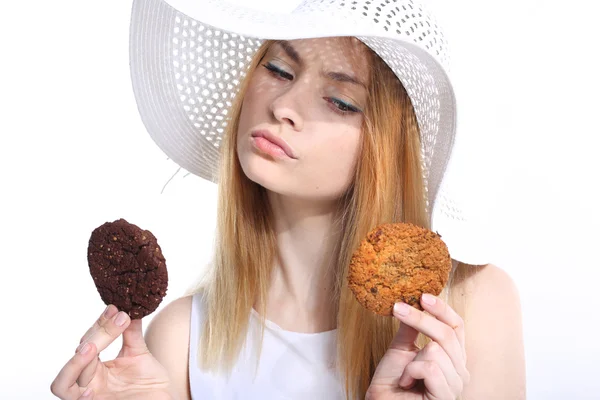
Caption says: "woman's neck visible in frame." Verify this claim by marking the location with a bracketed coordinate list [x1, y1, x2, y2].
[263, 192, 341, 333]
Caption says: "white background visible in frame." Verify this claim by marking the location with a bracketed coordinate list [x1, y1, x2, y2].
[1, 0, 599, 398]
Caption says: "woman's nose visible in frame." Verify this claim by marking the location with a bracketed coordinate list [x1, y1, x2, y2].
[269, 88, 305, 132]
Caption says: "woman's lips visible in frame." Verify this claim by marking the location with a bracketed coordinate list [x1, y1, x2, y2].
[252, 136, 288, 158]
[250, 130, 297, 159]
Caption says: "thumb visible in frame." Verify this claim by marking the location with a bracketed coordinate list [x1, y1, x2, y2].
[118, 319, 149, 358]
[384, 311, 420, 391]
[389, 320, 419, 352]
[370, 318, 420, 390]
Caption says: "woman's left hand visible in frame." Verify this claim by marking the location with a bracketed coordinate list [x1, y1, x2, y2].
[366, 294, 470, 400]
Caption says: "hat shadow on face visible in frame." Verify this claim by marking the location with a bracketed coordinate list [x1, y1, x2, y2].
[235, 38, 372, 202]
[244, 39, 370, 118]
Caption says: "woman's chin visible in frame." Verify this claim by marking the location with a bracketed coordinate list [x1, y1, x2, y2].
[240, 158, 286, 190]
[239, 155, 350, 202]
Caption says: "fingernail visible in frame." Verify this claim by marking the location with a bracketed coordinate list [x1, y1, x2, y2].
[78, 343, 90, 355]
[75, 341, 86, 353]
[103, 305, 112, 317]
[115, 312, 128, 327]
[81, 387, 93, 397]
[394, 302, 410, 317]
[422, 293, 436, 306]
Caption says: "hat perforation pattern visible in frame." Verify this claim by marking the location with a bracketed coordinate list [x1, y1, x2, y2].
[166, 1, 451, 214]
[438, 189, 466, 222]
[131, 0, 455, 220]
[129, 0, 487, 263]
[170, 13, 264, 151]
[294, 0, 447, 63]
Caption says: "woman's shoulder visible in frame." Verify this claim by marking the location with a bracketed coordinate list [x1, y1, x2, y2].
[145, 295, 195, 400]
[451, 262, 522, 321]
[454, 263, 519, 298]
[146, 295, 194, 341]
[453, 263, 526, 399]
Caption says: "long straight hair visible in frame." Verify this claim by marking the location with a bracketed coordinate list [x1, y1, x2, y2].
[195, 38, 462, 399]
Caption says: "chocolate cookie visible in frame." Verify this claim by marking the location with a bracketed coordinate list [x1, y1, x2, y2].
[87, 219, 168, 319]
[348, 223, 451, 316]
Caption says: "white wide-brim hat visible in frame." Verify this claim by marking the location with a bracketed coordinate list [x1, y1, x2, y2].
[129, 0, 490, 265]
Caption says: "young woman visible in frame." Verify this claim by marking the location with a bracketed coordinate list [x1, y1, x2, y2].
[51, 0, 525, 399]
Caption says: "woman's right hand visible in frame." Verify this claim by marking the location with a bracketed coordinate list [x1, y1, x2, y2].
[51, 305, 174, 400]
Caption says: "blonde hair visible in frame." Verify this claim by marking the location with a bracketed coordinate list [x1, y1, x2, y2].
[194, 38, 464, 399]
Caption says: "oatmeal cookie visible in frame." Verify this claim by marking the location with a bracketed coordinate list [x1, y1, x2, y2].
[348, 223, 451, 316]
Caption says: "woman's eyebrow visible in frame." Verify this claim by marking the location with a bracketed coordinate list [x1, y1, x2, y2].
[323, 71, 367, 89]
[276, 40, 366, 89]
[277, 40, 303, 67]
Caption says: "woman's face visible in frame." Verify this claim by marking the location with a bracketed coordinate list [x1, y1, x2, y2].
[236, 38, 369, 203]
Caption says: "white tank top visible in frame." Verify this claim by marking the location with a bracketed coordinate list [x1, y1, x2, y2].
[188, 293, 347, 399]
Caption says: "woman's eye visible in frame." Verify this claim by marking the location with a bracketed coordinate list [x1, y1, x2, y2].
[262, 62, 293, 80]
[327, 98, 361, 115]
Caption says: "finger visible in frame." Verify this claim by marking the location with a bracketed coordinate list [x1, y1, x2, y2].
[76, 311, 131, 355]
[398, 360, 454, 399]
[393, 302, 468, 380]
[76, 355, 100, 388]
[79, 305, 119, 345]
[51, 343, 98, 400]
[410, 342, 464, 395]
[77, 388, 94, 399]
[117, 319, 149, 358]
[75, 308, 121, 387]
[420, 293, 466, 360]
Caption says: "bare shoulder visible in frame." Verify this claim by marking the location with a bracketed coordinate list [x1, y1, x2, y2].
[453, 262, 520, 299]
[145, 295, 193, 400]
[452, 263, 526, 400]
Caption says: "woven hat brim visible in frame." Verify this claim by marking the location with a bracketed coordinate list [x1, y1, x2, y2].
[129, 0, 490, 266]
